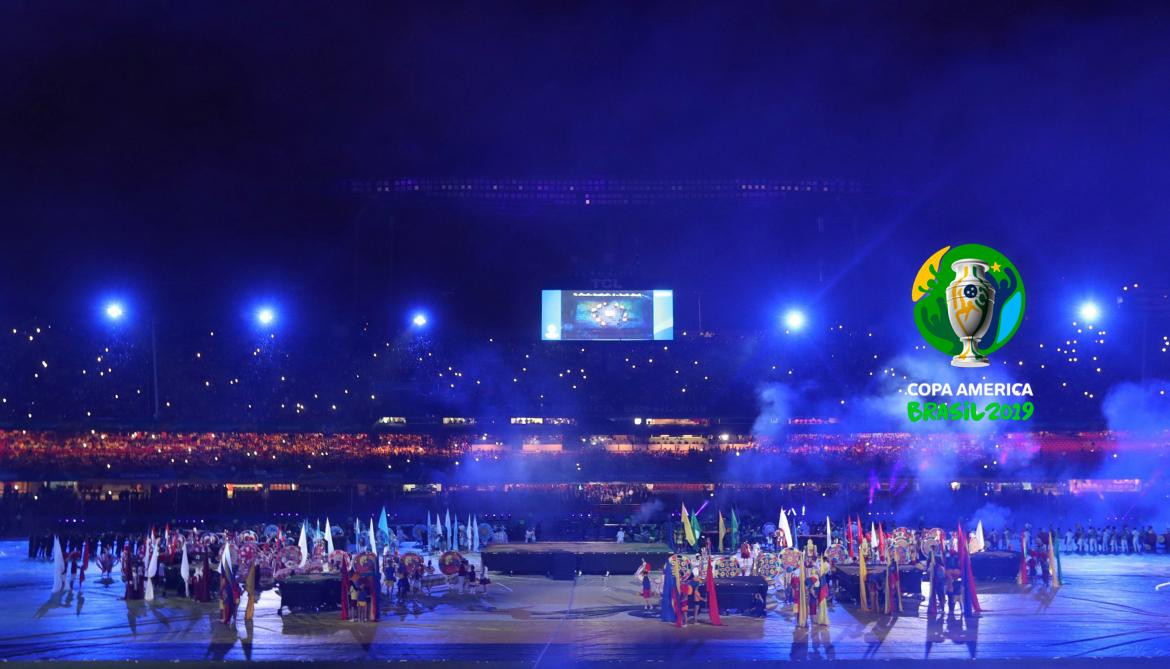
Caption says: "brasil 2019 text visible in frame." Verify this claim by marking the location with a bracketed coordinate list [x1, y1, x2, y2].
[907, 401, 1034, 422]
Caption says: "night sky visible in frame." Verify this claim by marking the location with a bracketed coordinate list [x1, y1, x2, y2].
[3, 1, 1168, 336]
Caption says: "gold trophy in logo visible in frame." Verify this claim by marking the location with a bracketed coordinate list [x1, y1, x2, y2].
[946, 259, 996, 367]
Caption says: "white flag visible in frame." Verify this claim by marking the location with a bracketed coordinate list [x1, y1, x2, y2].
[298, 520, 309, 568]
[180, 542, 190, 597]
[144, 538, 157, 601]
[778, 509, 792, 548]
[51, 536, 65, 593]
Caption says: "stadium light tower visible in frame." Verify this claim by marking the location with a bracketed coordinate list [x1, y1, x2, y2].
[783, 308, 807, 333]
[1078, 301, 1101, 324]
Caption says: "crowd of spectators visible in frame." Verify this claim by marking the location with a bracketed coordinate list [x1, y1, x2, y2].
[2, 428, 1164, 481]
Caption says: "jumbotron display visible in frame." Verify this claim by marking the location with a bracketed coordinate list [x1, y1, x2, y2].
[541, 290, 674, 340]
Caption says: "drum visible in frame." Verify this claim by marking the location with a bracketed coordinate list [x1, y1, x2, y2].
[922, 528, 944, 555]
[438, 551, 463, 576]
[667, 554, 693, 579]
[353, 552, 377, 575]
[824, 544, 847, 564]
[239, 530, 258, 543]
[779, 548, 802, 570]
[891, 527, 913, 543]
[890, 539, 915, 565]
[755, 551, 781, 579]
[327, 550, 349, 571]
[264, 524, 280, 539]
[279, 544, 303, 570]
[712, 555, 738, 579]
[401, 552, 423, 570]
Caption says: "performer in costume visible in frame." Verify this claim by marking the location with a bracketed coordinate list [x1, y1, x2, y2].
[733, 542, 754, 576]
[120, 543, 133, 600]
[813, 555, 830, 627]
[944, 550, 962, 617]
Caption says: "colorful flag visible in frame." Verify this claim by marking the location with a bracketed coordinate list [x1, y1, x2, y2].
[378, 506, 390, 540]
[220, 543, 237, 624]
[681, 503, 696, 547]
[956, 523, 982, 615]
[972, 520, 986, 553]
[690, 509, 701, 545]
[729, 509, 740, 549]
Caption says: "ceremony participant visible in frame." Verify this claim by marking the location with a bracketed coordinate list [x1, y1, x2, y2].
[733, 542, 754, 576]
[640, 561, 654, 610]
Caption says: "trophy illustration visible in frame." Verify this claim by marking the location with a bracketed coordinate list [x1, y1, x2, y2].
[945, 259, 996, 367]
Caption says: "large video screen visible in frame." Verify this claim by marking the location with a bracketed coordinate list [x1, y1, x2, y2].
[541, 290, 674, 341]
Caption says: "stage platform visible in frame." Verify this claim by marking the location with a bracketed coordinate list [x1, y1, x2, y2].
[481, 541, 673, 577]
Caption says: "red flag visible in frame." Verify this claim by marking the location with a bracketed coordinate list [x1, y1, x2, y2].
[957, 523, 982, 614]
[878, 523, 887, 562]
[705, 557, 722, 626]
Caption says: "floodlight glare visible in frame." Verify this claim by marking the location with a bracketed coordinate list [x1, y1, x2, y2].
[104, 302, 125, 321]
[783, 309, 807, 332]
[1078, 301, 1101, 323]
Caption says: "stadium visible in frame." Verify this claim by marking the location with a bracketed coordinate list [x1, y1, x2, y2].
[3, 2, 1170, 668]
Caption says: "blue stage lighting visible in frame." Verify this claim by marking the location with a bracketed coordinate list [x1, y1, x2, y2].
[783, 309, 807, 332]
[256, 307, 276, 326]
[1078, 301, 1101, 323]
[412, 312, 428, 328]
[104, 301, 125, 321]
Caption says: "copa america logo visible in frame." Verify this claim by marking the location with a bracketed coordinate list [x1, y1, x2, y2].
[912, 244, 1025, 367]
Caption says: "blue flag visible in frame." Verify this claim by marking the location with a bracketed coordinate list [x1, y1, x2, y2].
[660, 564, 677, 623]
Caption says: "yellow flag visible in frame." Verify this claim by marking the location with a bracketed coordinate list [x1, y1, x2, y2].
[718, 512, 727, 553]
[681, 503, 696, 547]
[858, 548, 869, 611]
